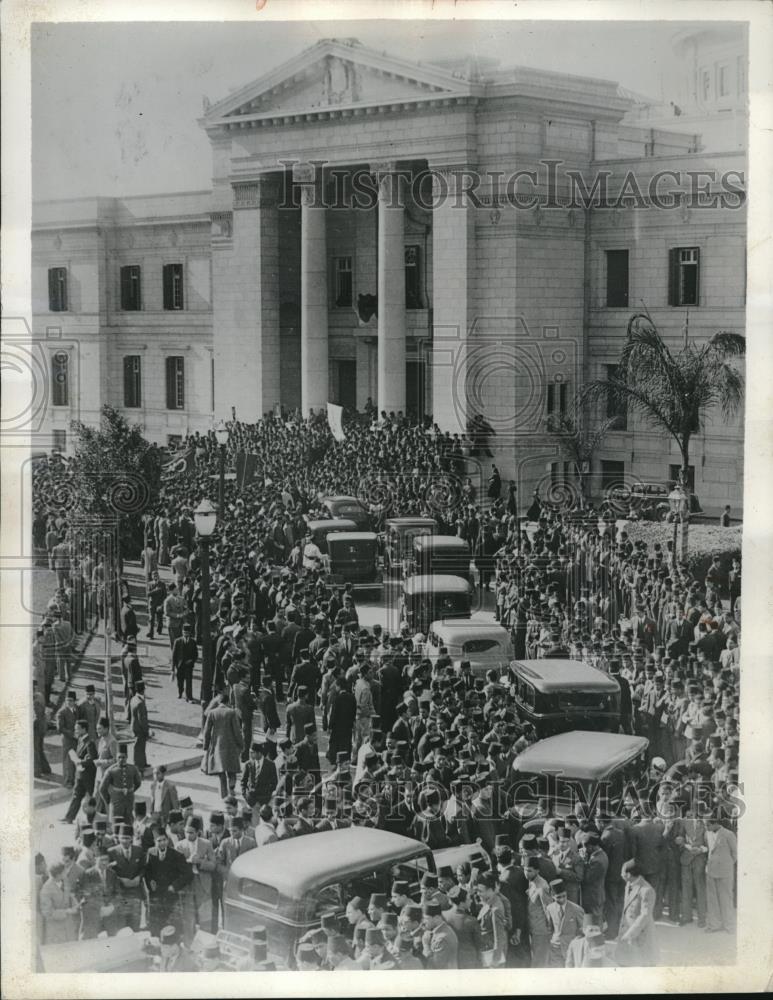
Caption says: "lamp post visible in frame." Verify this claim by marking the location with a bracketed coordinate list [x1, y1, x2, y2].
[668, 477, 690, 568]
[194, 498, 217, 732]
[214, 421, 229, 515]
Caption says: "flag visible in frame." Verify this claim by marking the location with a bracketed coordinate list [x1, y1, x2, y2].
[235, 451, 259, 491]
[327, 403, 346, 443]
[161, 447, 194, 481]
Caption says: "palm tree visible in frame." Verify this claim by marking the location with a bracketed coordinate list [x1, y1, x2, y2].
[547, 401, 620, 510]
[582, 313, 745, 557]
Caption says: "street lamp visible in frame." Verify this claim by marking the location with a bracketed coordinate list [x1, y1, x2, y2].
[214, 420, 229, 515]
[194, 498, 217, 727]
[668, 478, 690, 567]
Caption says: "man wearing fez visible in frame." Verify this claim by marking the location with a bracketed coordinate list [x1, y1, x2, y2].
[98, 742, 142, 825]
[107, 822, 145, 932]
[421, 899, 459, 969]
[61, 719, 98, 824]
[172, 623, 198, 703]
[130, 680, 150, 773]
[546, 879, 586, 967]
[241, 741, 278, 814]
[143, 828, 193, 937]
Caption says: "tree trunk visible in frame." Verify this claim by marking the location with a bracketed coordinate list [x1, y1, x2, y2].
[679, 437, 690, 564]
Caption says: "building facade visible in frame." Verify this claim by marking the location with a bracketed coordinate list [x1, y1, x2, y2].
[32, 32, 747, 511]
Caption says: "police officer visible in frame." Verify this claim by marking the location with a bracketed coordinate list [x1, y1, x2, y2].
[98, 743, 142, 824]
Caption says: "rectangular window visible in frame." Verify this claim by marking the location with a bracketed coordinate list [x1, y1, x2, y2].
[605, 364, 628, 431]
[123, 355, 142, 408]
[737, 56, 746, 97]
[668, 464, 695, 492]
[605, 250, 629, 307]
[52, 429, 67, 453]
[48, 267, 68, 312]
[550, 461, 572, 485]
[165, 356, 185, 410]
[700, 68, 711, 102]
[211, 355, 215, 412]
[668, 247, 700, 306]
[600, 459, 625, 493]
[51, 351, 69, 407]
[717, 64, 730, 98]
[120, 265, 142, 311]
[334, 256, 352, 308]
[546, 381, 568, 419]
[405, 244, 423, 309]
[163, 263, 184, 310]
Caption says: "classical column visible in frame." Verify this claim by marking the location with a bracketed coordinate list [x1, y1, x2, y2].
[430, 164, 476, 434]
[211, 175, 279, 423]
[375, 163, 406, 416]
[297, 165, 329, 417]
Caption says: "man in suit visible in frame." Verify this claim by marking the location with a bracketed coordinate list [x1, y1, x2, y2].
[230, 665, 256, 762]
[495, 845, 529, 967]
[546, 879, 586, 967]
[705, 817, 737, 933]
[107, 823, 145, 932]
[617, 861, 658, 966]
[679, 811, 708, 927]
[295, 723, 323, 790]
[76, 684, 102, 742]
[598, 813, 626, 938]
[286, 685, 316, 744]
[421, 900, 459, 969]
[130, 681, 150, 772]
[143, 828, 193, 937]
[215, 816, 257, 882]
[578, 834, 608, 927]
[119, 596, 138, 644]
[98, 743, 142, 824]
[79, 847, 119, 939]
[39, 863, 80, 944]
[630, 811, 664, 908]
[147, 571, 166, 639]
[202, 690, 243, 798]
[240, 741, 278, 814]
[176, 817, 217, 940]
[62, 719, 98, 824]
[56, 690, 79, 788]
[149, 765, 180, 825]
[172, 623, 198, 703]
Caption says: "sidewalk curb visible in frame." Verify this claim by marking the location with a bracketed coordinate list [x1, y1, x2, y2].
[34, 752, 205, 810]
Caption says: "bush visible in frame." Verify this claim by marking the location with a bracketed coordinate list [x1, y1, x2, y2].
[618, 521, 742, 580]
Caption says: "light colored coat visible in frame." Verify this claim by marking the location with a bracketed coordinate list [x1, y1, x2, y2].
[202, 702, 243, 774]
[706, 826, 737, 879]
[39, 878, 78, 944]
[617, 877, 658, 966]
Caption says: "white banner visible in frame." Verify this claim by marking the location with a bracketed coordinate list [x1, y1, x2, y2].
[327, 402, 346, 442]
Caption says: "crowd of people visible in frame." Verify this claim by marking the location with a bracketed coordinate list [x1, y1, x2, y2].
[32, 407, 741, 969]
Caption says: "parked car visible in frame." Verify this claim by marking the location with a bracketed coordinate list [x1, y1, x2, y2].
[410, 534, 471, 582]
[224, 828, 436, 967]
[322, 495, 372, 530]
[510, 658, 621, 737]
[400, 574, 473, 633]
[425, 621, 514, 676]
[602, 482, 702, 521]
[326, 531, 382, 589]
[509, 730, 650, 831]
[382, 516, 437, 576]
[304, 518, 358, 554]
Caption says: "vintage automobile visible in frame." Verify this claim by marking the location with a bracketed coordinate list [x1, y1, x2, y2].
[224, 828, 436, 967]
[509, 730, 650, 830]
[326, 530, 382, 589]
[509, 658, 621, 737]
[400, 574, 473, 633]
[425, 621, 514, 676]
[382, 516, 438, 576]
[602, 481, 703, 521]
[304, 518, 359, 554]
[321, 495, 372, 531]
[410, 534, 472, 582]
[38, 930, 153, 973]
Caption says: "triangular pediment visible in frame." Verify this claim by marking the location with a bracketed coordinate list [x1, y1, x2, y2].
[202, 38, 480, 125]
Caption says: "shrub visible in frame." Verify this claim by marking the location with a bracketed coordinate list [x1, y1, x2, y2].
[618, 521, 742, 580]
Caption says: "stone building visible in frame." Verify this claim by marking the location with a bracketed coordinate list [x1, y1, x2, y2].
[32, 30, 747, 511]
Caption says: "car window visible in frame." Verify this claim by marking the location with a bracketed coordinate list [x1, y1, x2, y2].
[238, 879, 279, 908]
[313, 882, 345, 916]
[390, 855, 430, 896]
[463, 639, 500, 654]
[342, 868, 388, 902]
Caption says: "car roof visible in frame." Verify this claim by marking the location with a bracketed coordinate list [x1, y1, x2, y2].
[228, 828, 428, 896]
[323, 495, 363, 505]
[403, 574, 472, 595]
[512, 658, 620, 692]
[414, 535, 470, 550]
[430, 621, 512, 642]
[306, 518, 358, 532]
[386, 517, 437, 527]
[513, 731, 650, 780]
[327, 531, 378, 543]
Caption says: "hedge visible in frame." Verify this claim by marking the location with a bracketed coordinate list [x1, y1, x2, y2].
[616, 521, 742, 580]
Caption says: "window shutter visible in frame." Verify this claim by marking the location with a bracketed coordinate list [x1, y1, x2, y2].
[48, 269, 56, 311]
[547, 383, 554, 416]
[163, 264, 172, 310]
[693, 247, 700, 306]
[667, 248, 679, 305]
[124, 356, 132, 405]
[120, 267, 130, 310]
[165, 357, 174, 410]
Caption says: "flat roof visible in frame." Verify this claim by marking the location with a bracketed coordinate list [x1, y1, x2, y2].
[228, 828, 427, 896]
[512, 659, 620, 692]
[430, 621, 511, 641]
[306, 518, 358, 531]
[513, 731, 649, 781]
[403, 574, 472, 594]
[386, 517, 437, 526]
[323, 496, 366, 505]
[327, 531, 378, 543]
[415, 535, 470, 550]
